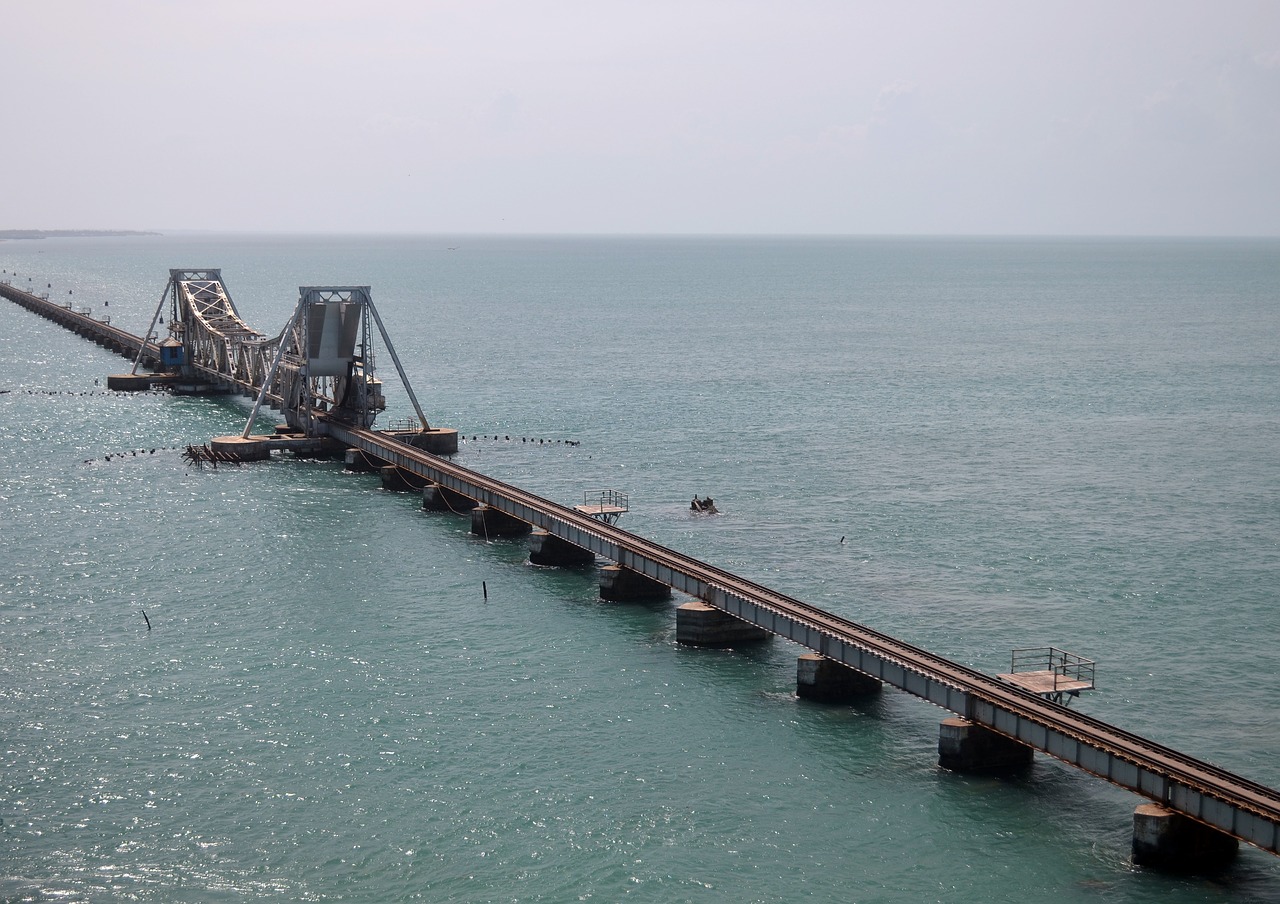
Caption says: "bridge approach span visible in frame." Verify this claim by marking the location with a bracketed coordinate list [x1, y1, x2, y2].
[0, 281, 162, 367]
[329, 420, 1280, 858]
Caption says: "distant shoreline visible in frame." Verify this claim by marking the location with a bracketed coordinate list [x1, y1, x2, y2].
[0, 229, 160, 241]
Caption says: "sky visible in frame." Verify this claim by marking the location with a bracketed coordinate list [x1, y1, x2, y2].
[3, 0, 1279, 235]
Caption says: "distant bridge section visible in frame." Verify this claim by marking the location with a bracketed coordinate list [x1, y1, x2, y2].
[0, 279, 162, 367]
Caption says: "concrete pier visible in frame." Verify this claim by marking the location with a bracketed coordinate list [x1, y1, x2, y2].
[393, 427, 460, 456]
[344, 447, 382, 472]
[380, 464, 422, 492]
[422, 481, 477, 512]
[528, 529, 595, 567]
[599, 564, 672, 602]
[471, 504, 531, 538]
[106, 373, 154, 391]
[938, 717, 1033, 772]
[208, 435, 272, 462]
[675, 600, 769, 646]
[796, 653, 882, 702]
[1132, 803, 1238, 871]
[208, 433, 329, 461]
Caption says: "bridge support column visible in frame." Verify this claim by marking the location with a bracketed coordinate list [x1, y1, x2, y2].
[380, 464, 422, 492]
[471, 504, 531, 537]
[599, 565, 671, 602]
[344, 448, 382, 472]
[796, 653, 881, 702]
[287, 439, 334, 459]
[1131, 804, 1237, 871]
[422, 482, 477, 512]
[676, 600, 769, 646]
[209, 435, 271, 462]
[397, 428, 460, 456]
[529, 530, 595, 567]
[938, 717, 1033, 772]
[107, 374, 153, 391]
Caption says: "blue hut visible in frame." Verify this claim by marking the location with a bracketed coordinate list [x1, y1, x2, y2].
[160, 337, 185, 369]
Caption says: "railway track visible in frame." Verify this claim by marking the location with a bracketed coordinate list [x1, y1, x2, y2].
[337, 423, 1280, 852]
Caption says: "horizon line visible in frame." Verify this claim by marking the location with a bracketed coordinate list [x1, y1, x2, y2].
[4, 228, 1279, 241]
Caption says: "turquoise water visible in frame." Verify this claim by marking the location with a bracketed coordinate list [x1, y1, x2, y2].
[1, 235, 1278, 902]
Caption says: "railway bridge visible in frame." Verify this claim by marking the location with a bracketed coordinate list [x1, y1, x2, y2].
[4, 270, 1277, 873]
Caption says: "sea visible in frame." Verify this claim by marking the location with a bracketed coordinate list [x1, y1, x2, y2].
[0, 234, 1277, 903]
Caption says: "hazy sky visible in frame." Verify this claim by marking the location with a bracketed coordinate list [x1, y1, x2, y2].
[5, 1, 1278, 235]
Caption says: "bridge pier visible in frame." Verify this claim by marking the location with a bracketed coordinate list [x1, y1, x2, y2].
[208, 435, 272, 461]
[380, 464, 423, 492]
[107, 373, 154, 392]
[344, 447, 383, 472]
[938, 717, 1033, 772]
[393, 428, 460, 456]
[599, 564, 671, 602]
[1132, 803, 1238, 871]
[422, 482, 477, 512]
[676, 600, 769, 646]
[171, 381, 224, 395]
[528, 530, 595, 567]
[796, 653, 881, 702]
[471, 504, 531, 538]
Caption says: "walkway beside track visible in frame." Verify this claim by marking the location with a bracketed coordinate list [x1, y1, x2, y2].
[329, 420, 1280, 858]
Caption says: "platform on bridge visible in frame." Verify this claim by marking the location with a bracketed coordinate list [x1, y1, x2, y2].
[574, 489, 629, 524]
[997, 670, 1094, 696]
[574, 502, 629, 517]
[997, 647, 1095, 701]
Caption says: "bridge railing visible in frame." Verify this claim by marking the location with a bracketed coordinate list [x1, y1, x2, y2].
[583, 489, 629, 511]
[383, 417, 423, 433]
[1009, 646, 1095, 691]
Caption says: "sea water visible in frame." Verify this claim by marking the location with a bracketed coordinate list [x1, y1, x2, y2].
[0, 235, 1277, 902]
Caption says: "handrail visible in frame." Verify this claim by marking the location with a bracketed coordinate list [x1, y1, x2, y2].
[1010, 647, 1096, 692]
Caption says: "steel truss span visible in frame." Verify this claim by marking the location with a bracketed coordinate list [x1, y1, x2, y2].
[140, 273, 426, 436]
[134, 269, 282, 401]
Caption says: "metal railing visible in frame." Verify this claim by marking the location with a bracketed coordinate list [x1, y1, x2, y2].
[384, 417, 423, 433]
[1009, 647, 1096, 692]
[583, 488, 629, 512]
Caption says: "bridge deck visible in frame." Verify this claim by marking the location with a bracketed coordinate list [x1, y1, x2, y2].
[573, 503, 629, 518]
[328, 420, 1280, 857]
[998, 671, 1094, 697]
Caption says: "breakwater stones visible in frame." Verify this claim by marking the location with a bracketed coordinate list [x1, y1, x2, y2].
[3, 388, 172, 397]
[462, 434, 581, 447]
[85, 446, 183, 465]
